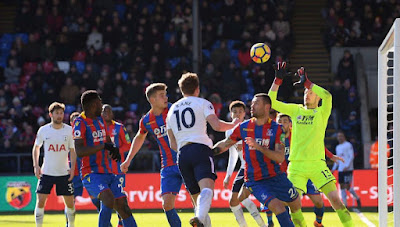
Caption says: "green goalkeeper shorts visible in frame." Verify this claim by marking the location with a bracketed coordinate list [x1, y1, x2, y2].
[287, 160, 336, 193]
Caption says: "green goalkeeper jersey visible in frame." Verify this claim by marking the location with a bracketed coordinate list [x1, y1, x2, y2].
[268, 85, 332, 161]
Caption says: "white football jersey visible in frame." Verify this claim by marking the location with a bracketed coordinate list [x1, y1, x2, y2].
[34, 123, 74, 176]
[167, 96, 215, 150]
[225, 128, 245, 178]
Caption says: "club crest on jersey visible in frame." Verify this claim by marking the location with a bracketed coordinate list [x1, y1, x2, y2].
[266, 129, 273, 136]
[64, 136, 67, 141]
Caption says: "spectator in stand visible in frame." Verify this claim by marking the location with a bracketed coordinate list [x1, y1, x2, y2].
[341, 111, 360, 139]
[369, 137, 390, 169]
[337, 50, 355, 83]
[211, 41, 231, 70]
[86, 26, 103, 51]
[4, 59, 21, 84]
[40, 38, 56, 61]
[60, 77, 80, 105]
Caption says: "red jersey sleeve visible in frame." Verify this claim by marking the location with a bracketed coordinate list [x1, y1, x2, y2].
[73, 118, 86, 140]
[325, 147, 334, 158]
[229, 124, 242, 142]
[119, 125, 131, 153]
[138, 117, 147, 134]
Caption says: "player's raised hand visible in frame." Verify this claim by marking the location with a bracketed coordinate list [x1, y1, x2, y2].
[120, 161, 129, 173]
[273, 61, 288, 79]
[232, 117, 240, 126]
[34, 166, 41, 179]
[293, 67, 312, 89]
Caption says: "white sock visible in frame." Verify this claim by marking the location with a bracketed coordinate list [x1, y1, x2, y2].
[341, 189, 347, 207]
[65, 207, 75, 227]
[241, 198, 266, 227]
[35, 207, 44, 227]
[230, 204, 248, 227]
[204, 214, 212, 227]
[196, 188, 213, 224]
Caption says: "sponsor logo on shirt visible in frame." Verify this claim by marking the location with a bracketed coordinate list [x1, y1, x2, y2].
[296, 115, 315, 125]
[48, 144, 67, 152]
[92, 129, 106, 143]
[153, 125, 167, 138]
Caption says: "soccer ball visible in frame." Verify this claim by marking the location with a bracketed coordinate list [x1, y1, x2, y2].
[250, 43, 271, 64]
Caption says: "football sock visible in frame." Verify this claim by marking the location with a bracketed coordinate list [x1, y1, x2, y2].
[65, 207, 75, 227]
[241, 198, 265, 227]
[290, 209, 306, 227]
[118, 213, 123, 227]
[35, 206, 44, 227]
[204, 214, 211, 227]
[266, 209, 273, 224]
[276, 211, 294, 227]
[314, 205, 324, 224]
[122, 215, 137, 227]
[99, 203, 113, 227]
[196, 188, 213, 224]
[92, 198, 101, 212]
[341, 189, 348, 207]
[230, 204, 248, 227]
[165, 208, 181, 227]
[336, 207, 354, 227]
[349, 188, 359, 200]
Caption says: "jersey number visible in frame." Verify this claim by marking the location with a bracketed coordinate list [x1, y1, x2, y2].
[174, 108, 195, 131]
[321, 169, 333, 179]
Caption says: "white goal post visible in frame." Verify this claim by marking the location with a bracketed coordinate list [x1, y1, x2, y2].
[378, 18, 400, 227]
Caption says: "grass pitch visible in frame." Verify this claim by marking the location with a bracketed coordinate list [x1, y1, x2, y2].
[0, 211, 380, 226]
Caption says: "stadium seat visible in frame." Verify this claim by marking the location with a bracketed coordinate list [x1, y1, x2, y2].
[242, 70, 249, 78]
[211, 40, 221, 50]
[202, 49, 211, 59]
[240, 93, 253, 103]
[23, 62, 38, 75]
[129, 103, 138, 112]
[0, 42, 12, 52]
[1, 33, 14, 43]
[75, 61, 85, 74]
[15, 33, 28, 44]
[115, 4, 126, 19]
[42, 61, 54, 74]
[65, 105, 76, 114]
[168, 58, 180, 69]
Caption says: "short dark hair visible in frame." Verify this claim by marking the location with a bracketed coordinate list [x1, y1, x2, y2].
[178, 72, 199, 95]
[254, 93, 271, 105]
[81, 90, 100, 112]
[70, 112, 80, 121]
[145, 83, 167, 101]
[277, 113, 291, 121]
[48, 102, 65, 113]
[229, 100, 246, 112]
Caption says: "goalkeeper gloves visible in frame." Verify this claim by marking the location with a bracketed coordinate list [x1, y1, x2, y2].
[104, 142, 121, 162]
[293, 67, 312, 89]
[273, 61, 288, 85]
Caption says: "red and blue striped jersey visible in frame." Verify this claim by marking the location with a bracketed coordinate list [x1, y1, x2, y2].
[106, 120, 131, 174]
[72, 112, 112, 177]
[74, 157, 82, 176]
[230, 118, 284, 182]
[280, 128, 292, 173]
[139, 104, 177, 168]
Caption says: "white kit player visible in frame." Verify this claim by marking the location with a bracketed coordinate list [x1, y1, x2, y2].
[32, 102, 76, 227]
[223, 101, 266, 227]
[166, 72, 239, 227]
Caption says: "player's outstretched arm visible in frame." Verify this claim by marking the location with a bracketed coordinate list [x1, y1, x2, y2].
[213, 137, 237, 156]
[32, 145, 42, 179]
[325, 147, 344, 163]
[268, 62, 298, 116]
[224, 145, 239, 189]
[74, 139, 106, 157]
[120, 131, 147, 173]
[245, 137, 285, 163]
[167, 129, 178, 151]
[206, 114, 239, 132]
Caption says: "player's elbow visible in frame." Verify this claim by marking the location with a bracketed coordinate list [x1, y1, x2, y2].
[211, 123, 222, 132]
[276, 155, 285, 163]
[75, 149, 85, 158]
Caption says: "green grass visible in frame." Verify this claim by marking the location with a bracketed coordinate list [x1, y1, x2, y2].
[0, 211, 380, 226]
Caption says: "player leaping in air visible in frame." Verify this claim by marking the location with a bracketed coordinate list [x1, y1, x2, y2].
[223, 100, 267, 227]
[166, 73, 239, 227]
[268, 62, 354, 227]
[120, 83, 183, 227]
[213, 93, 305, 227]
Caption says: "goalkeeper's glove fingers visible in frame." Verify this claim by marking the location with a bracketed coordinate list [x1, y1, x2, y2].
[273, 61, 288, 79]
[293, 67, 311, 88]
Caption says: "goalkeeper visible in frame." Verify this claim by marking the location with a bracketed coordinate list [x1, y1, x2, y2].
[268, 62, 353, 227]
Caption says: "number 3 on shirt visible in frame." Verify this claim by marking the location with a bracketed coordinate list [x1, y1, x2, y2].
[174, 107, 196, 131]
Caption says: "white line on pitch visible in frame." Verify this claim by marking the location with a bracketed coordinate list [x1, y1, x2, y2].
[355, 211, 376, 227]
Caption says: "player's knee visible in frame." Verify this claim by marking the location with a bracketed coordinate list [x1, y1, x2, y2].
[268, 199, 286, 214]
[162, 200, 175, 211]
[229, 197, 240, 207]
[313, 197, 324, 208]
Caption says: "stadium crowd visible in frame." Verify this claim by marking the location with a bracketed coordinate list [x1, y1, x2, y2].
[0, 0, 295, 173]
